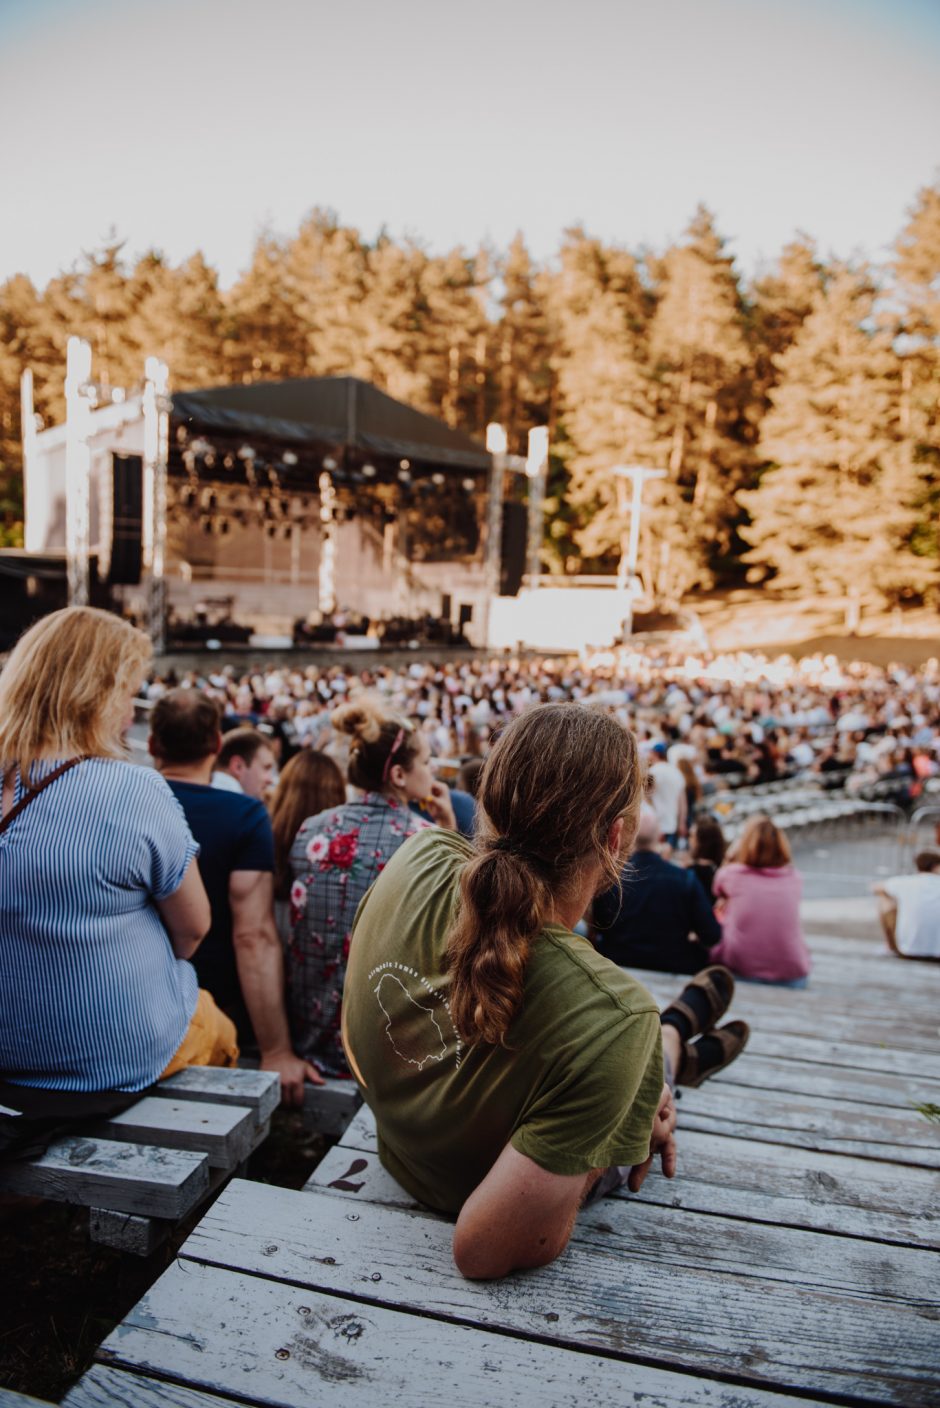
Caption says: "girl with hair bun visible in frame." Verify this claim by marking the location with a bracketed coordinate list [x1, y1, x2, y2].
[286, 697, 455, 1075]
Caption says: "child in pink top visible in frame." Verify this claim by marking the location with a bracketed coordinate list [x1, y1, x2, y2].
[711, 817, 811, 986]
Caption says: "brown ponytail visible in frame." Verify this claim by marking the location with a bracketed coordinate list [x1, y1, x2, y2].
[445, 703, 642, 1045]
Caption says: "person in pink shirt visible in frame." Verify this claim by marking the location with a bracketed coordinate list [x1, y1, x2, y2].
[711, 816, 811, 987]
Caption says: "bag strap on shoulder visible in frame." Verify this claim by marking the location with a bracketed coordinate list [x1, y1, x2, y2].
[0, 757, 87, 837]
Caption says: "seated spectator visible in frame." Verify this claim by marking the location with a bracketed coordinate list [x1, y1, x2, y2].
[343, 703, 748, 1280]
[874, 852, 940, 960]
[0, 608, 232, 1153]
[149, 691, 319, 1105]
[269, 748, 346, 945]
[457, 757, 484, 799]
[289, 699, 456, 1077]
[711, 816, 811, 986]
[688, 814, 727, 903]
[593, 804, 722, 974]
[214, 727, 277, 800]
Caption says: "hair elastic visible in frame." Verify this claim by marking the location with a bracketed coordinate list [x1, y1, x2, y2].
[381, 727, 406, 784]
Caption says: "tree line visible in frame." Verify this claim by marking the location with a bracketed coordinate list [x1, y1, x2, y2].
[1, 181, 938, 607]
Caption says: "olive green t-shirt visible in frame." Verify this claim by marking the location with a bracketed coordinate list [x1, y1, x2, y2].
[342, 827, 664, 1214]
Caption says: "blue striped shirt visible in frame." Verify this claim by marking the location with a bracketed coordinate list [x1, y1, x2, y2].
[0, 758, 199, 1092]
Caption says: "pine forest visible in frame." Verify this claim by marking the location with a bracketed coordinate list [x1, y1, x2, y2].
[1, 181, 938, 610]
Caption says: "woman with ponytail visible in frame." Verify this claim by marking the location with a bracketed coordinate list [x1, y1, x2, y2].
[286, 698, 455, 1076]
[342, 703, 745, 1279]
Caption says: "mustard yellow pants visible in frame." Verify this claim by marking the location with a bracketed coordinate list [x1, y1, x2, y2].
[160, 989, 239, 1079]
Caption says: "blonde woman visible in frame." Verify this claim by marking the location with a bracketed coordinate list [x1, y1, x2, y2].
[0, 607, 234, 1146]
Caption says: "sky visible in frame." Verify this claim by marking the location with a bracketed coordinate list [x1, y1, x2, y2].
[1, 0, 938, 290]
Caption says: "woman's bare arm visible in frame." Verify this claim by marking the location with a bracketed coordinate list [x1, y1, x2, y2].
[156, 857, 211, 959]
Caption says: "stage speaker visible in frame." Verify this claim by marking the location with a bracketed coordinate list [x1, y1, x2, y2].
[109, 454, 143, 585]
[500, 500, 527, 596]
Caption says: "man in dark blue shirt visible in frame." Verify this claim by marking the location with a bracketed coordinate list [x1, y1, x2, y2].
[149, 690, 320, 1106]
[593, 805, 722, 974]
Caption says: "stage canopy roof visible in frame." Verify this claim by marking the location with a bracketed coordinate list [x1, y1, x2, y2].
[172, 376, 491, 473]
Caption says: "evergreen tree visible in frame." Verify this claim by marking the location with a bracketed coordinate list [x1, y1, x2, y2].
[224, 234, 305, 383]
[543, 228, 656, 572]
[750, 235, 825, 389]
[648, 205, 755, 568]
[284, 209, 370, 377]
[128, 252, 225, 389]
[495, 235, 553, 453]
[740, 266, 931, 603]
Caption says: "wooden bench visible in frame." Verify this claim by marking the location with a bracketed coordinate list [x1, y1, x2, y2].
[53, 927, 940, 1404]
[0, 1066, 278, 1255]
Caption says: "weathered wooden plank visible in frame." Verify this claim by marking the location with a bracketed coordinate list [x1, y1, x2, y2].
[92, 1259, 821, 1408]
[707, 1052, 940, 1109]
[627, 1129, 940, 1250]
[89, 1209, 168, 1257]
[310, 1129, 940, 1252]
[0, 1136, 209, 1218]
[743, 1029, 940, 1081]
[64, 1366, 233, 1408]
[304, 1144, 423, 1214]
[239, 1059, 361, 1135]
[181, 1179, 940, 1404]
[643, 976, 939, 1051]
[336, 1105, 378, 1153]
[158, 1067, 280, 1123]
[675, 1084, 940, 1167]
[301, 1078, 362, 1137]
[94, 1099, 257, 1169]
[0, 1390, 57, 1407]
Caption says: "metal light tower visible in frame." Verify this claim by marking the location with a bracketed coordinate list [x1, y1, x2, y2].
[143, 356, 170, 652]
[613, 464, 666, 635]
[64, 337, 93, 606]
[525, 427, 549, 587]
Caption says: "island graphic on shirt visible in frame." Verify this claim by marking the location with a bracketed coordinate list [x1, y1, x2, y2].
[374, 972, 448, 1070]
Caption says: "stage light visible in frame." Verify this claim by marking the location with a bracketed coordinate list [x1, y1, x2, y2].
[323, 457, 338, 471]
[432, 473, 445, 486]
[399, 458, 410, 469]
[362, 463, 376, 477]
[398, 468, 411, 484]
[238, 444, 256, 460]
[462, 478, 476, 492]
[283, 450, 298, 466]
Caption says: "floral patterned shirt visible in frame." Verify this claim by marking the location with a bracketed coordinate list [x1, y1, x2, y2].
[287, 792, 431, 1075]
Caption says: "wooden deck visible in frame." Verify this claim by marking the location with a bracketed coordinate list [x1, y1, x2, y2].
[62, 928, 940, 1408]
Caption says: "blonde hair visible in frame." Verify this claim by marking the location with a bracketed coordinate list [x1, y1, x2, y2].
[0, 607, 151, 774]
[736, 814, 792, 869]
[446, 704, 643, 1046]
[331, 697, 420, 792]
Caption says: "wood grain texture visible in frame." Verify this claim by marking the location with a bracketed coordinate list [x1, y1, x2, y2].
[89, 1209, 166, 1257]
[157, 1068, 279, 1123]
[675, 1084, 940, 1166]
[0, 1137, 209, 1218]
[64, 1367, 231, 1408]
[93, 1259, 816, 1408]
[180, 1179, 940, 1404]
[312, 1129, 940, 1251]
[697, 1051, 939, 1108]
[93, 1099, 257, 1169]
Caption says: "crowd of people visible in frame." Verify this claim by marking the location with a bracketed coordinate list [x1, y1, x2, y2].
[140, 645, 940, 808]
[1, 608, 937, 1277]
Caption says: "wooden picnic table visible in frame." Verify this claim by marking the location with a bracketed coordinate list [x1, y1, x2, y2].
[61, 928, 940, 1408]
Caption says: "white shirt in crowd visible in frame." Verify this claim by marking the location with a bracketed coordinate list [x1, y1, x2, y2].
[211, 770, 243, 794]
[649, 759, 687, 835]
[883, 873, 940, 957]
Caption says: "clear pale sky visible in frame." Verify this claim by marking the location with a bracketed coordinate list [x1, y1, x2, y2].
[1, 0, 938, 289]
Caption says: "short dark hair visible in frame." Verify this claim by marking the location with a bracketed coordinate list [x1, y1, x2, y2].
[150, 689, 222, 765]
[915, 850, 940, 873]
[217, 727, 269, 771]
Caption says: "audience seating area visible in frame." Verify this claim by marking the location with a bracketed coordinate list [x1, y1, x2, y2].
[51, 922, 940, 1408]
